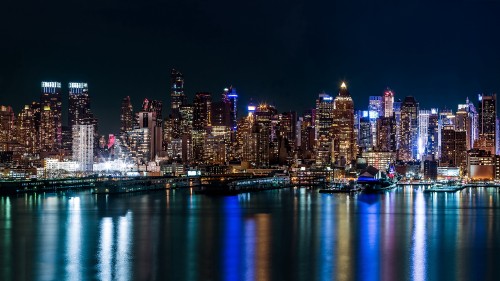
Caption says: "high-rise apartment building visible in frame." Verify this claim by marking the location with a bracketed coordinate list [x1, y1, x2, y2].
[332, 82, 355, 166]
[382, 88, 394, 118]
[477, 94, 496, 154]
[399, 96, 418, 161]
[170, 69, 185, 138]
[72, 124, 94, 171]
[40, 82, 62, 152]
[120, 96, 134, 136]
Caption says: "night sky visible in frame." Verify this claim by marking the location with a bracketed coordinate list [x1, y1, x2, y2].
[1, 0, 500, 134]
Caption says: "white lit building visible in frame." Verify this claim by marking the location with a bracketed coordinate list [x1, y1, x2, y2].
[72, 124, 94, 171]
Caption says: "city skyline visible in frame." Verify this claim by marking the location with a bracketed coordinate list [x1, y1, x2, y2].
[0, 77, 498, 134]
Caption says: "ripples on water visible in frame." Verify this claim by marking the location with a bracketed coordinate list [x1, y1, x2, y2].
[0, 186, 499, 280]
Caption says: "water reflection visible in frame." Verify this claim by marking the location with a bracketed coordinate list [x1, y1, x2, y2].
[412, 191, 426, 281]
[0, 188, 500, 280]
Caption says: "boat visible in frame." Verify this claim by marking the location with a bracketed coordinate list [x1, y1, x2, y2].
[423, 183, 464, 193]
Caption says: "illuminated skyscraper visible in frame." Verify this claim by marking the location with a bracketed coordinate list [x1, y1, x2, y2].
[332, 82, 355, 166]
[417, 110, 430, 159]
[68, 83, 92, 128]
[315, 92, 334, 166]
[137, 98, 163, 160]
[170, 69, 185, 138]
[399, 96, 418, 161]
[72, 124, 94, 171]
[382, 88, 394, 118]
[16, 105, 37, 154]
[440, 125, 467, 170]
[40, 105, 56, 153]
[357, 112, 371, 151]
[0, 106, 15, 152]
[376, 116, 396, 152]
[193, 92, 212, 130]
[427, 109, 439, 157]
[120, 96, 134, 136]
[224, 87, 238, 131]
[477, 94, 496, 154]
[40, 82, 62, 151]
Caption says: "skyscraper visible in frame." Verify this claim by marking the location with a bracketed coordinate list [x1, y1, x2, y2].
[120, 96, 134, 136]
[193, 92, 212, 130]
[332, 82, 355, 166]
[399, 96, 418, 161]
[68, 83, 92, 128]
[382, 88, 394, 118]
[315, 92, 334, 166]
[225, 87, 238, 131]
[0, 106, 15, 152]
[376, 115, 396, 152]
[40, 82, 62, 152]
[417, 110, 430, 159]
[137, 98, 163, 160]
[477, 94, 496, 155]
[72, 124, 94, 171]
[170, 69, 185, 138]
[16, 105, 37, 154]
[427, 109, 439, 157]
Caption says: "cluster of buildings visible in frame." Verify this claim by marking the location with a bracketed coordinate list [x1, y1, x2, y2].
[0, 70, 499, 181]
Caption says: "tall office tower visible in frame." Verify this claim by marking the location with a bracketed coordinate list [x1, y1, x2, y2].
[368, 96, 382, 147]
[212, 91, 231, 128]
[40, 82, 62, 151]
[137, 99, 163, 160]
[358, 112, 372, 152]
[224, 87, 238, 131]
[477, 94, 497, 155]
[68, 83, 91, 128]
[280, 111, 297, 152]
[0, 106, 16, 153]
[455, 105, 468, 131]
[314, 92, 334, 165]
[399, 96, 419, 161]
[376, 116, 397, 151]
[393, 99, 402, 150]
[369, 96, 383, 118]
[418, 110, 430, 159]
[456, 103, 478, 151]
[464, 98, 479, 149]
[128, 128, 151, 164]
[179, 105, 194, 134]
[170, 69, 185, 139]
[382, 88, 395, 117]
[247, 104, 276, 168]
[427, 109, 439, 157]
[16, 105, 37, 154]
[299, 110, 315, 159]
[193, 92, 212, 130]
[40, 105, 56, 153]
[72, 124, 95, 172]
[120, 96, 134, 136]
[440, 125, 467, 169]
[142, 99, 163, 127]
[332, 82, 355, 166]
[72, 124, 94, 171]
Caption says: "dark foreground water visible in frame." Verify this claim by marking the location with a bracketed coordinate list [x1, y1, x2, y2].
[0, 186, 499, 281]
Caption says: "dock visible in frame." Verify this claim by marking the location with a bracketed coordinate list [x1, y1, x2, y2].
[195, 175, 290, 195]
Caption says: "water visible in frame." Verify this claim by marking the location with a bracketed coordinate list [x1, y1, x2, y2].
[0, 186, 499, 281]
